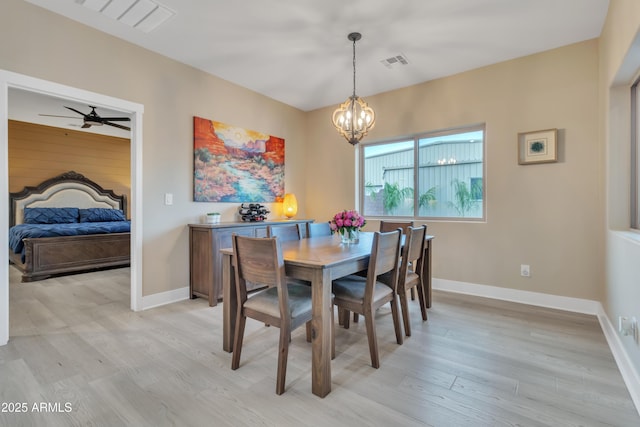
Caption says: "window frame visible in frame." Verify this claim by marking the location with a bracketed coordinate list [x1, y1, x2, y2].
[358, 123, 486, 222]
[632, 78, 640, 230]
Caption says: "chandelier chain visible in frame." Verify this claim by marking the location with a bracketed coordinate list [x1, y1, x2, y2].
[352, 36, 357, 98]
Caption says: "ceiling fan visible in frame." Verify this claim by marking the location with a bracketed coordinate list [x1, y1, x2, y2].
[40, 106, 131, 131]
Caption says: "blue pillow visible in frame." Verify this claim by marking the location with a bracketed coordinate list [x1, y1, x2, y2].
[79, 208, 126, 223]
[23, 207, 79, 224]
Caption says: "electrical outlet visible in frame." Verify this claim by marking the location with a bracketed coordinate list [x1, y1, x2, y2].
[164, 193, 173, 205]
[619, 316, 637, 339]
[520, 264, 530, 277]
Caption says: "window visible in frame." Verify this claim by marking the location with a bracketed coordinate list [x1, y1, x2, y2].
[360, 124, 485, 220]
[632, 79, 640, 230]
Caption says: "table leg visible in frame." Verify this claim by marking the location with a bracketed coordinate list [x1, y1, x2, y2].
[311, 268, 332, 397]
[222, 252, 237, 353]
[423, 239, 433, 308]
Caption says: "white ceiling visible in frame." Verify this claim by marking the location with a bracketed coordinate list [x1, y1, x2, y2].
[22, 0, 609, 112]
[9, 88, 132, 137]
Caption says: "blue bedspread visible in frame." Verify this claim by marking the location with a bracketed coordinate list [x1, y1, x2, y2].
[9, 221, 131, 259]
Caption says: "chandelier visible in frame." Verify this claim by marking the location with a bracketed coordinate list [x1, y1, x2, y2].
[332, 32, 375, 146]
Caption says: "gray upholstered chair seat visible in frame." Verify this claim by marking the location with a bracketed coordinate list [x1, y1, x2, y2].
[287, 278, 312, 287]
[404, 270, 420, 287]
[332, 275, 393, 304]
[244, 283, 313, 321]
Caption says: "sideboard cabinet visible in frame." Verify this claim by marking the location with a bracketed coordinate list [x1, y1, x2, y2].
[188, 220, 313, 306]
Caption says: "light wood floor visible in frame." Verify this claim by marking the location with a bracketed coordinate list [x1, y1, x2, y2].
[2, 266, 638, 427]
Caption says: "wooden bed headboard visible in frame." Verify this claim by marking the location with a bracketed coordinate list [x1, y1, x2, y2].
[9, 171, 127, 226]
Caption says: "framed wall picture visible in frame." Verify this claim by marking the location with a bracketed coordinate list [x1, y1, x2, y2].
[193, 116, 285, 202]
[518, 128, 558, 165]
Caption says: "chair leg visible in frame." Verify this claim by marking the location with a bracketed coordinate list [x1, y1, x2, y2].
[341, 308, 351, 329]
[306, 322, 312, 343]
[231, 313, 247, 370]
[276, 326, 290, 395]
[390, 297, 404, 345]
[410, 287, 416, 301]
[416, 282, 428, 321]
[363, 309, 380, 369]
[353, 312, 359, 323]
[399, 288, 412, 337]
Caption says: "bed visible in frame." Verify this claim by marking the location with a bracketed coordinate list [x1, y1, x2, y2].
[9, 171, 131, 282]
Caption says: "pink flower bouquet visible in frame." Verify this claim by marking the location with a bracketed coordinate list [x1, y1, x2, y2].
[330, 210, 366, 243]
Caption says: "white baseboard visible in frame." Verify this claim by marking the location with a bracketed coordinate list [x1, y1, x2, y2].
[596, 305, 640, 414]
[141, 286, 190, 310]
[433, 278, 640, 415]
[433, 278, 601, 314]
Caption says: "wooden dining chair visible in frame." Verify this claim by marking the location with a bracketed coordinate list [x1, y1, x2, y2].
[379, 220, 415, 234]
[267, 223, 308, 288]
[345, 221, 414, 325]
[231, 234, 313, 395]
[397, 225, 428, 336]
[306, 221, 332, 237]
[347, 220, 417, 325]
[265, 223, 315, 339]
[332, 230, 403, 368]
[267, 223, 302, 241]
[379, 220, 426, 301]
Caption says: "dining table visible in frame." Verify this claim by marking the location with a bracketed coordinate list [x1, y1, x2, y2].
[220, 231, 434, 398]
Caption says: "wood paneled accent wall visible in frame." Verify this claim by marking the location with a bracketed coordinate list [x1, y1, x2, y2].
[8, 120, 131, 214]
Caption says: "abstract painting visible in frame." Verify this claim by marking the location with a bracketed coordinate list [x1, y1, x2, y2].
[193, 116, 285, 202]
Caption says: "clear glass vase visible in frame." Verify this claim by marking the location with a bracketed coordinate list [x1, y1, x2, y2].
[340, 228, 359, 244]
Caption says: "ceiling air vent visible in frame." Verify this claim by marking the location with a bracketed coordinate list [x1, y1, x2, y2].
[380, 54, 409, 69]
[76, 0, 175, 33]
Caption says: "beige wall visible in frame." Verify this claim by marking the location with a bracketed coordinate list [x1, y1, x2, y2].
[308, 40, 603, 301]
[599, 0, 640, 376]
[0, 0, 308, 296]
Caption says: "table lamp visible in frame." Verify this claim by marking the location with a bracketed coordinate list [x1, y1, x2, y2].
[282, 193, 298, 219]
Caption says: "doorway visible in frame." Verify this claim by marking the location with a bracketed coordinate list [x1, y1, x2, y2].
[0, 70, 144, 345]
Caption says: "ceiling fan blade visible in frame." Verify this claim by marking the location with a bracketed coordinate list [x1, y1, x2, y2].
[104, 121, 131, 131]
[64, 106, 88, 117]
[39, 114, 81, 119]
[99, 116, 130, 122]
